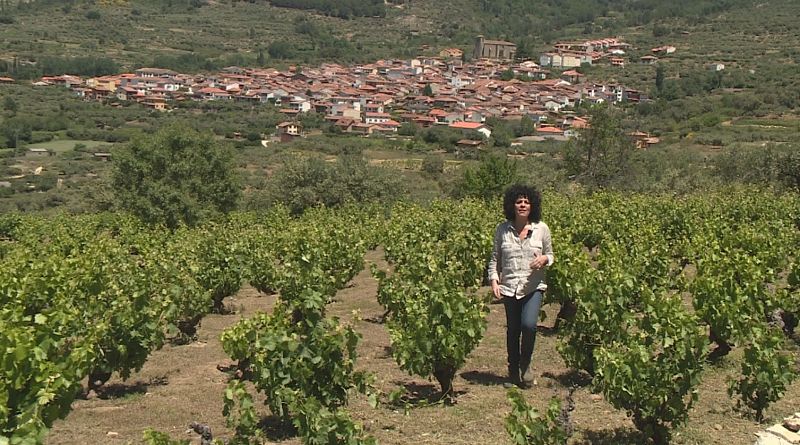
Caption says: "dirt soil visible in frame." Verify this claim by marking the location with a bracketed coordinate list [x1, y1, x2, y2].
[47, 250, 800, 445]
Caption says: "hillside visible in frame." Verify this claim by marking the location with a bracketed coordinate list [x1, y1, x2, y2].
[1, 0, 799, 119]
[0, 0, 795, 76]
[0, 0, 799, 213]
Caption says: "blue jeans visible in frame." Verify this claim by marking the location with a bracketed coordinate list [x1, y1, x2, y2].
[503, 290, 543, 371]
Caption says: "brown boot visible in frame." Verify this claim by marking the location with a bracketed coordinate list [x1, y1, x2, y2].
[520, 363, 535, 388]
[503, 365, 521, 388]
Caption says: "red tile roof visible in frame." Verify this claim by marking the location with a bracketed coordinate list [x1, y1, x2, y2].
[197, 87, 226, 94]
[536, 126, 563, 133]
[449, 122, 485, 130]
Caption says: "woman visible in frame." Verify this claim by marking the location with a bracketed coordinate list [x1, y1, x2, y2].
[487, 184, 554, 388]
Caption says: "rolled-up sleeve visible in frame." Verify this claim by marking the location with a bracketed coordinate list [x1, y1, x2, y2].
[487, 224, 503, 282]
[542, 223, 554, 266]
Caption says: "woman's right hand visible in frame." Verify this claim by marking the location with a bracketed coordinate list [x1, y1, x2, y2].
[491, 280, 501, 300]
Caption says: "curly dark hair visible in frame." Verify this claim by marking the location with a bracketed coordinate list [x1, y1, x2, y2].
[503, 184, 541, 223]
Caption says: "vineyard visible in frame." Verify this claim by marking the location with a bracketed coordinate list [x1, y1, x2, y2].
[2, 190, 800, 445]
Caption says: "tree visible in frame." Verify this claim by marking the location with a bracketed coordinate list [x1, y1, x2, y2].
[2, 96, 17, 114]
[655, 64, 665, 94]
[455, 154, 519, 201]
[778, 145, 800, 190]
[421, 154, 445, 175]
[0, 116, 32, 148]
[492, 126, 513, 147]
[267, 40, 294, 59]
[714, 143, 800, 191]
[514, 115, 535, 137]
[515, 39, 534, 60]
[653, 23, 670, 37]
[398, 122, 417, 137]
[261, 153, 404, 215]
[562, 105, 636, 189]
[111, 124, 240, 228]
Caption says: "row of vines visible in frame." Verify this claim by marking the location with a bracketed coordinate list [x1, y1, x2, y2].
[374, 191, 800, 444]
[1, 190, 799, 444]
[548, 192, 800, 443]
[0, 205, 381, 445]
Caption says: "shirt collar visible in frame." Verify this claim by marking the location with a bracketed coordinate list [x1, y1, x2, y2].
[507, 221, 534, 235]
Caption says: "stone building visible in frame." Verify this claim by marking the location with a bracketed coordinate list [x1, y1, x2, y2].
[472, 35, 517, 60]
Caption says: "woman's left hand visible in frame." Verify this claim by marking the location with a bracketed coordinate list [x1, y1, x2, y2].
[530, 255, 548, 270]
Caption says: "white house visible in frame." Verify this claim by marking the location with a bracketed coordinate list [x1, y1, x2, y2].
[449, 121, 492, 138]
[287, 98, 312, 113]
[544, 100, 563, 112]
[276, 121, 301, 136]
[364, 112, 391, 125]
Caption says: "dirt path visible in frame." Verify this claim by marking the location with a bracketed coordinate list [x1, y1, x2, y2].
[46, 250, 800, 445]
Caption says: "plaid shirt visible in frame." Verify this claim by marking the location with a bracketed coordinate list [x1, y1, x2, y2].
[487, 220, 554, 299]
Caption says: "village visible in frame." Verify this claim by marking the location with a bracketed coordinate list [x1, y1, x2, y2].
[7, 36, 669, 149]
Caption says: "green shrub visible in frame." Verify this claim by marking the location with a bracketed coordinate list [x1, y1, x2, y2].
[29, 131, 54, 144]
[506, 390, 571, 445]
[728, 327, 796, 422]
[261, 153, 404, 215]
[421, 154, 444, 175]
